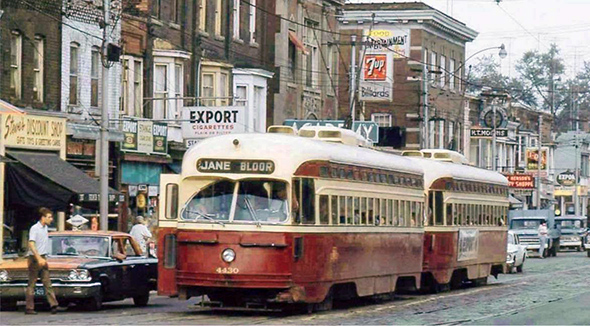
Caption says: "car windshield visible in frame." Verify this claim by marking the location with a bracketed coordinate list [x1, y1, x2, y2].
[558, 220, 582, 229]
[181, 179, 290, 224]
[511, 219, 544, 229]
[49, 236, 110, 258]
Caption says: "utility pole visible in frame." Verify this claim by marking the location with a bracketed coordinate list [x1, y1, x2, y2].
[423, 60, 429, 149]
[536, 115, 542, 210]
[100, 0, 111, 230]
[492, 103, 497, 171]
[349, 34, 357, 125]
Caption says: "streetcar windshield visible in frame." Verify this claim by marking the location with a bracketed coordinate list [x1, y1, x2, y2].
[181, 179, 291, 224]
[234, 180, 290, 223]
[182, 179, 235, 221]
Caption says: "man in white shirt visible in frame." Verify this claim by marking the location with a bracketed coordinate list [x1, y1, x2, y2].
[26, 207, 59, 314]
[538, 221, 549, 258]
[130, 216, 152, 254]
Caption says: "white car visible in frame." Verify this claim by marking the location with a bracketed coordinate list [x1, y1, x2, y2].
[507, 231, 527, 273]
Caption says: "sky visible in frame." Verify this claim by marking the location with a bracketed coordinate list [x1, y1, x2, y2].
[347, 0, 590, 79]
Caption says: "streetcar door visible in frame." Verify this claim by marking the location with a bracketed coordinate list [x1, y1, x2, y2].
[158, 174, 179, 296]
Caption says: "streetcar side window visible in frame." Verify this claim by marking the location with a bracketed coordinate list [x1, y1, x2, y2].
[374, 198, 380, 225]
[388, 199, 394, 226]
[434, 191, 444, 225]
[319, 195, 329, 225]
[346, 196, 353, 224]
[353, 197, 360, 225]
[360, 197, 367, 225]
[380, 198, 387, 225]
[301, 178, 315, 224]
[165, 183, 178, 219]
[368, 198, 374, 225]
[339, 196, 346, 224]
[293, 179, 301, 223]
[331, 195, 339, 225]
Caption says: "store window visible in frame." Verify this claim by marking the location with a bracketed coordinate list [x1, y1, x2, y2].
[10, 31, 22, 99]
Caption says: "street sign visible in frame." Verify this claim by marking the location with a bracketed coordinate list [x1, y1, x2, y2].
[67, 214, 88, 228]
[283, 120, 379, 143]
[470, 128, 508, 138]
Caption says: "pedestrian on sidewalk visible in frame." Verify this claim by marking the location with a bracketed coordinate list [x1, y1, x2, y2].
[26, 207, 59, 315]
[538, 221, 549, 258]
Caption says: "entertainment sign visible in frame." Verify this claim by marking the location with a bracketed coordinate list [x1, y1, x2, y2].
[470, 128, 508, 138]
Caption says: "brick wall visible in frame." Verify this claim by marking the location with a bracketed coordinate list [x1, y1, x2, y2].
[0, 7, 61, 110]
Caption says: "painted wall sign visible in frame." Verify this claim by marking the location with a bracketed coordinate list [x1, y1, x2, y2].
[182, 106, 246, 139]
[525, 147, 548, 174]
[197, 159, 275, 174]
[1, 114, 65, 150]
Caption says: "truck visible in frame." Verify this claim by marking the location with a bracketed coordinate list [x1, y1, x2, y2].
[508, 209, 556, 257]
[555, 215, 587, 251]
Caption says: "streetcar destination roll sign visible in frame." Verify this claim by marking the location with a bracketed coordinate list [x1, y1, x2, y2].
[197, 159, 275, 174]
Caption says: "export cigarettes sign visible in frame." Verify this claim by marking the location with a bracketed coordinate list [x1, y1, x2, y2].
[182, 106, 246, 138]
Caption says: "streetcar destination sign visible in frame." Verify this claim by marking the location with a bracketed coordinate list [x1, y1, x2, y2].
[197, 159, 275, 174]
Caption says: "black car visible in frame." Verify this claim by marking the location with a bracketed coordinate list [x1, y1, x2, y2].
[0, 231, 157, 311]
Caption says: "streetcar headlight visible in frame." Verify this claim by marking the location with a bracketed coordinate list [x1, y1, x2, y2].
[221, 248, 236, 263]
[0, 270, 9, 282]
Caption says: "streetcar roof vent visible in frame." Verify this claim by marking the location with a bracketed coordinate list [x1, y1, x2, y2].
[267, 125, 297, 135]
[420, 149, 469, 164]
[297, 125, 371, 147]
[401, 150, 423, 157]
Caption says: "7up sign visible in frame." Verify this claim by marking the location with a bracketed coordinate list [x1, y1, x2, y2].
[283, 120, 379, 143]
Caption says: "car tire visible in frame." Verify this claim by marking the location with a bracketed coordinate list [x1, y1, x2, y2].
[133, 292, 150, 307]
[587, 250, 590, 258]
[517, 263, 524, 273]
[82, 292, 103, 311]
[0, 299, 17, 311]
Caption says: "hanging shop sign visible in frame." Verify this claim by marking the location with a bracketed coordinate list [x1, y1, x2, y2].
[525, 147, 549, 176]
[1, 114, 65, 150]
[479, 106, 508, 129]
[556, 171, 576, 186]
[121, 120, 167, 155]
[505, 174, 535, 189]
[357, 29, 409, 102]
[182, 106, 246, 139]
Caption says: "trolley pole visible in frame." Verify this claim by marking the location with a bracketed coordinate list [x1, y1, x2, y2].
[536, 115, 542, 210]
[349, 34, 356, 125]
[100, 0, 110, 230]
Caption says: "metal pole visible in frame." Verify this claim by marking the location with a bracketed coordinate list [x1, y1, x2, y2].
[536, 115, 542, 210]
[349, 34, 356, 124]
[574, 131, 580, 216]
[100, 0, 111, 230]
[492, 104, 497, 171]
[423, 60, 429, 149]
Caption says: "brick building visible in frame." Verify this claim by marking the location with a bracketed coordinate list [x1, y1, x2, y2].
[271, 0, 344, 124]
[339, 2, 477, 150]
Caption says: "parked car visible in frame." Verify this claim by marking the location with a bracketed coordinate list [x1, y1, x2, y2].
[555, 216, 587, 251]
[506, 230, 527, 273]
[583, 227, 590, 257]
[0, 231, 157, 311]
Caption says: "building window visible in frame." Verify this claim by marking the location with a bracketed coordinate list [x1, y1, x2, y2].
[235, 85, 247, 106]
[122, 57, 144, 117]
[438, 120, 445, 149]
[10, 31, 22, 99]
[440, 55, 446, 88]
[304, 19, 319, 88]
[154, 0, 161, 19]
[430, 51, 437, 85]
[288, 40, 296, 80]
[449, 59, 456, 90]
[200, 66, 231, 107]
[215, 0, 222, 36]
[253, 86, 263, 131]
[249, 0, 256, 43]
[69, 43, 79, 105]
[174, 64, 183, 117]
[91, 47, 100, 107]
[154, 64, 168, 119]
[326, 45, 337, 94]
[372, 113, 392, 127]
[233, 0, 240, 39]
[172, 0, 179, 23]
[199, 0, 207, 31]
[33, 36, 44, 102]
[201, 73, 215, 106]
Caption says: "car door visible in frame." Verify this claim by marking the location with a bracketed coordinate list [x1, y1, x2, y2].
[121, 236, 152, 295]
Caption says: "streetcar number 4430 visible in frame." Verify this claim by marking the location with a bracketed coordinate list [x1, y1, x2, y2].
[216, 267, 239, 274]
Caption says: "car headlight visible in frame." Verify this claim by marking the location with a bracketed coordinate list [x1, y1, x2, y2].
[0, 270, 9, 282]
[67, 269, 91, 281]
[221, 248, 236, 263]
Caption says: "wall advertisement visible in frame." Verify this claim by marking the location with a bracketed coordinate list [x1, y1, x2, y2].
[182, 106, 246, 139]
[457, 229, 479, 261]
[358, 29, 409, 102]
[121, 120, 167, 155]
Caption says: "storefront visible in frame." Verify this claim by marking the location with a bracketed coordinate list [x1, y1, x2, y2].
[119, 120, 170, 233]
[0, 112, 120, 259]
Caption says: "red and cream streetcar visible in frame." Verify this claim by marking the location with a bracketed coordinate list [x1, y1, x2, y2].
[158, 131, 426, 310]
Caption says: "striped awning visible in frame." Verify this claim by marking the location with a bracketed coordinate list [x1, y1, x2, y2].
[0, 99, 25, 115]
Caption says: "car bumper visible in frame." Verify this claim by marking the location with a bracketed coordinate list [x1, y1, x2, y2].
[560, 240, 582, 248]
[584, 243, 590, 250]
[0, 282, 101, 300]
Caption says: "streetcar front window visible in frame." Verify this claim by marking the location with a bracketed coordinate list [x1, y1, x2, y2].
[235, 180, 290, 223]
[181, 179, 235, 221]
